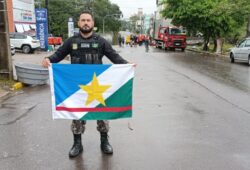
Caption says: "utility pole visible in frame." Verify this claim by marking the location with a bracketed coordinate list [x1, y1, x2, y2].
[0, 0, 13, 79]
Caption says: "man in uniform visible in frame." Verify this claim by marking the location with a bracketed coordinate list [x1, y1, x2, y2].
[42, 11, 128, 158]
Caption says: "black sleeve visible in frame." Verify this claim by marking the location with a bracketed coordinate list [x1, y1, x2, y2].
[48, 38, 72, 63]
[102, 38, 128, 64]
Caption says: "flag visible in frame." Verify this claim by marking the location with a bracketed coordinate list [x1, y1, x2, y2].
[49, 64, 135, 120]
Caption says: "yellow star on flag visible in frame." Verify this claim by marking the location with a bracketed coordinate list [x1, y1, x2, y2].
[79, 73, 111, 106]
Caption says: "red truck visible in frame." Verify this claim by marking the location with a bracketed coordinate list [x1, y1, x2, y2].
[48, 34, 62, 46]
[154, 26, 186, 51]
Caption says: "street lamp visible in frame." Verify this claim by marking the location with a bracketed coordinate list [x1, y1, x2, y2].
[102, 13, 122, 34]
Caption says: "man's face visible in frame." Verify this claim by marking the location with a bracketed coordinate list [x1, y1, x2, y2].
[78, 13, 94, 34]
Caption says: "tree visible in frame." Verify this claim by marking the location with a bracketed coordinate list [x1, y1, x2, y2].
[247, 16, 250, 37]
[161, 0, 250, 53]
[92, 0, 122, 33]
[129, 14, 140, 33]
[35, 0, 122, 39]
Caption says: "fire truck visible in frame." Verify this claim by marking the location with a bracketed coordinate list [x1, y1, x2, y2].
[154, 26, 186, 51]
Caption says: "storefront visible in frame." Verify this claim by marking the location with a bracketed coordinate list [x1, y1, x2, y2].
[7, 0, 36, 34]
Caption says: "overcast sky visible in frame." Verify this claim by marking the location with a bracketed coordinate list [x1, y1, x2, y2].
[110, 0, 157, 18]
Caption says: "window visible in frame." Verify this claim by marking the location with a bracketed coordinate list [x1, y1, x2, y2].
[238, 40, 246, 48]
[160, 28, 165, 34]
[165, 28, 169, 34]
[245, 40, 250, 47]
[14, 34, 26, 39]
[170, 28, 182, 35]
[9, 34, 14, 38]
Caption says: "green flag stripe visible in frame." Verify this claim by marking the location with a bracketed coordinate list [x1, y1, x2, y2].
[80, 110, 132, 120]
[81, 78, 133, 120]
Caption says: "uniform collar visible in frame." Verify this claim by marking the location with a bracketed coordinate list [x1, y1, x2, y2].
[79, 32, 97, 39]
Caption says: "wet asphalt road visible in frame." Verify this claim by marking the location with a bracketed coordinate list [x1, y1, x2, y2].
[1, 46, 250, 170]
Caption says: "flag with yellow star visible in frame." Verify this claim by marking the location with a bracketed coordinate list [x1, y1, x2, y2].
[49, 64, 135, 120]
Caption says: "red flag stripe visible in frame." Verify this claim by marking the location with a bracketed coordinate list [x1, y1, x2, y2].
[56, 106, 132, 112]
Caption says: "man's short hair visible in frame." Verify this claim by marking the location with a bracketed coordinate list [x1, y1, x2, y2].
[79, 11, 94, 20]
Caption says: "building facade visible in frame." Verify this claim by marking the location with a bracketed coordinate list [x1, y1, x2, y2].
[6, 0, 36, 33]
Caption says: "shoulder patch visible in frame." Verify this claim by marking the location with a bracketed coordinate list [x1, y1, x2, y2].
[72, 43, 78, 50]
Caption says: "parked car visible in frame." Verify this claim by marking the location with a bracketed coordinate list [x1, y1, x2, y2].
[230, 37, 250, 66]
[9, 32, 40, 54]
[10, 44, 15, 56]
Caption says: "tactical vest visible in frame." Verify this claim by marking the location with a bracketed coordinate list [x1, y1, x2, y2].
[70, 35, 103, 64]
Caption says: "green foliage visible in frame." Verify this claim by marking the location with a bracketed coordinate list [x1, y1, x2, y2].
[161, 0, 250, 42]
[35, 0, 122, 39]
[0, 75, 16, 90]
[129, 14, 140, 33]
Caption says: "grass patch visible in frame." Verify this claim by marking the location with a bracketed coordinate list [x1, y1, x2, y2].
[0, 76, 17, 91]
[187, 41, 235, 55]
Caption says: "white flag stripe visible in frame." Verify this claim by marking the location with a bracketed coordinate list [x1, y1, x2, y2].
[58, 64, 134, 112]
[52, 111, 85, 119]
[49, 66, 57, 120]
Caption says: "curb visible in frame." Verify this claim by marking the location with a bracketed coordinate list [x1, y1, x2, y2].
[186, 48, 229, 58]
[0, 82, 23, 103]
[0, 90, 11, 103]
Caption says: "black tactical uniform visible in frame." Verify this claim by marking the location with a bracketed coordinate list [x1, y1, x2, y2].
[48, 33, 127, 64]
[48, 32, 128, 157]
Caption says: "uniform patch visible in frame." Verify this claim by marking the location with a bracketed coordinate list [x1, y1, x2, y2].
[92, 43, 99, 48]
[72, 43, 78, 50]
[81, 43, 90, 48]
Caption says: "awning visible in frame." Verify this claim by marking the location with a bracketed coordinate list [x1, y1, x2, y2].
[15, 24, 24, 33]
[30, 24, 36, 30]
[23, 24, 31, 31]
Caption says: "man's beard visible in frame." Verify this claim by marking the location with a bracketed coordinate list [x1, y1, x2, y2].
[80, 26, 93, 34]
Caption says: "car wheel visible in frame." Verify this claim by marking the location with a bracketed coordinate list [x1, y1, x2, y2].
[22, 45, 31, 54]
[248, 55, 250, 66]
[230, 53, 235, 63]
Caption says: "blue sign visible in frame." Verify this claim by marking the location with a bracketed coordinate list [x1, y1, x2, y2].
[35, 8, 48, 51]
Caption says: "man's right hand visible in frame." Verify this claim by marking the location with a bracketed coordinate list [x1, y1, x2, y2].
[42, 58, 51, 68]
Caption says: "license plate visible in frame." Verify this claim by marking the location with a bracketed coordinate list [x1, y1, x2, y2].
[175, 43, 180, 46]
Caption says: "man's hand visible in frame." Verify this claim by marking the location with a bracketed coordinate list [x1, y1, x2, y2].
[42, 58, 51, 68]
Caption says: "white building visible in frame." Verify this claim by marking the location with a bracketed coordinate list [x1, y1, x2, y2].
[12, 0, 36, 33]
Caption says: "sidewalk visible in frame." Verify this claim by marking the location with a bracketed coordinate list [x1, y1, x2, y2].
[186, 45, 230, 58]
[0, 50, 54, 101]
[0, 88, 10, 102]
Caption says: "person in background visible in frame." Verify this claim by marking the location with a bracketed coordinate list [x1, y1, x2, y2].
[118, 33, 122, 47]
[144, 34, 150, 52]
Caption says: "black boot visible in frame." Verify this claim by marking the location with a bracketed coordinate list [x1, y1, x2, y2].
[69, 134, 83, 158]
[100, 132, 113, 154]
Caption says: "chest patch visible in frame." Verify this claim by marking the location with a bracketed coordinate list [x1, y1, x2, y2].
[92, 43, 99, 48]
[81, 43, 90, 48]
